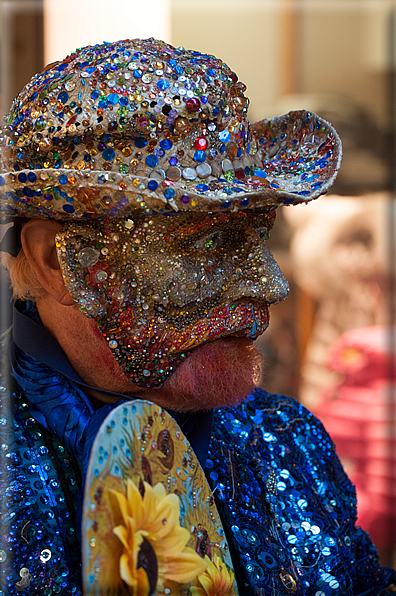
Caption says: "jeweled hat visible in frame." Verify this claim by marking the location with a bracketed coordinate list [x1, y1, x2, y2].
[0, 38, 342, 221]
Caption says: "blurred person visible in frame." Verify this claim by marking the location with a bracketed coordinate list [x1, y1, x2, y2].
[285, 194, 396, 565]
[313, 326, 396, 565]
[285, 194, 393, 410]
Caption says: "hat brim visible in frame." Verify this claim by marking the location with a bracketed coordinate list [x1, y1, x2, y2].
[0, 110, 341, 221]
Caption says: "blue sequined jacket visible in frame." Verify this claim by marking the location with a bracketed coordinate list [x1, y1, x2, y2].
[1, 331, 396, 595]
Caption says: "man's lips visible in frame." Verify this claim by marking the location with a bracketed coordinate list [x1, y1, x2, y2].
[99, 298, 269, 386]
[173, 299, 269, 352]
[105, 299, 269, 355]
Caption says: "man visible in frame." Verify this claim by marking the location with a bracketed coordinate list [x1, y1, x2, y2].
[0, 38, 394, 595]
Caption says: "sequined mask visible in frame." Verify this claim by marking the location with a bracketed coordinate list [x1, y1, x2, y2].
[56, 211, 289, 387]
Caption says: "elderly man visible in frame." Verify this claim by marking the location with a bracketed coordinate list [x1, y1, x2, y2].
[0, 38, 395, 596]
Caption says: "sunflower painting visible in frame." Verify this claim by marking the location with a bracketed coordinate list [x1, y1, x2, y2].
[110, 479, 207, 595]
[190, 555, 237, 596]
[82, 400, 239, 596]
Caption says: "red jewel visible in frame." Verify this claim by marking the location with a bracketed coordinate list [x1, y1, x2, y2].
[185, 97, 201, 113]
[195, 137, 208, 150]
[234, 167, 246, 180]
[66, 114, 78, 127]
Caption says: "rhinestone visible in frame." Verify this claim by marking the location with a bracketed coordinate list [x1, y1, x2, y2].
[78, 247, 99, 267]
[182, 167, 197, 181]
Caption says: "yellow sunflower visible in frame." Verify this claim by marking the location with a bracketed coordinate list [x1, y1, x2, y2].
[190, 555, 237, 596]
[109, 479, 207, 595]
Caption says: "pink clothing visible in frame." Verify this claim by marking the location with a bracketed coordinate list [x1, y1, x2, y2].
[313, 326, 396, 549]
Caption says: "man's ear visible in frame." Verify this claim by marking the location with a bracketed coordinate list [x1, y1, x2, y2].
[21, 219, 75, 306]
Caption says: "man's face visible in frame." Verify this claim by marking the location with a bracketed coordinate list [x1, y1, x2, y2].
[56, 211, 288, 388]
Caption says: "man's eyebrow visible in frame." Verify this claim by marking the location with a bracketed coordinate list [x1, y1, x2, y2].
[166, 216, 226, 239]
[164, 213, 273, 246]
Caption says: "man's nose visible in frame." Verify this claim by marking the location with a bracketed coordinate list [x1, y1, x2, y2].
[227, 229, 290, 305]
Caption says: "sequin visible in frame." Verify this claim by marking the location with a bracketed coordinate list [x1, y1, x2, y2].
[195, 137, 208, 151]
[0, 355, 83, 594]
[57, 91, 69, 104]
[145, 154, 159, 167]
[219, 130, 231, 143]
[107, 93, 119, 105]
[102, 148, 115, 161]
[78, 247, 99, 267]
[196, 163, 212, 179]
[185, 97, 201, 113]
[157, 79, 170, 90]
[40, 549, 52, 562]
[193, 150, 206, 163]
[205, 388, 396, 595]
[160, 139, 173, 151]
[166, 167, 181, 182]
[147, 180, 158, 191]
[182, 167, 197, 181]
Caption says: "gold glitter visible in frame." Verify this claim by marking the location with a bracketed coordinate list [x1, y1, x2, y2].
[56, 211, 287, 387]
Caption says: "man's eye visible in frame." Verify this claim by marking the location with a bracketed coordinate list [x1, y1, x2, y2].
[174, 228, 224, 251]
[203, 231, 222, 249]
[257, 228, 269, 241]
[189, 230, 222, 251]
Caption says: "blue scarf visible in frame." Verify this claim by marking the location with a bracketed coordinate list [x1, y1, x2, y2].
[10, 342, 125, 474]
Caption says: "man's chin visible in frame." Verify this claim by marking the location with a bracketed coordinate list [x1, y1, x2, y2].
[135, 336, 264, 412]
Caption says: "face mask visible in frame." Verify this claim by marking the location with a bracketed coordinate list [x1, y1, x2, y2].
[56, 211, 289, 387]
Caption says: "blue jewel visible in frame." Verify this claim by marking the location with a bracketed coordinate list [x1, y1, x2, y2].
[107, 93, 119, 105]
[160, 139, 173, 150]
[23, 187, 35, 198]
[135, 138, 147, 148]
[145, 154, 159, 168]
[103, 148, 115, 161]
[147, 180, 158, 191]
[57, 91, 69, 104]
[193, 150, 206, 163]
[219, 130, 230, 143]
[157, 78, 170, 90]
[164, 188, 175, 199]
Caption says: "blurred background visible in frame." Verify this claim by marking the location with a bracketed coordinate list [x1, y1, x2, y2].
[1, 0, 395, 563]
